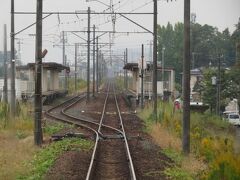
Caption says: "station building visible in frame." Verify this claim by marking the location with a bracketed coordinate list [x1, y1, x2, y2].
[16, 62, 70, 103]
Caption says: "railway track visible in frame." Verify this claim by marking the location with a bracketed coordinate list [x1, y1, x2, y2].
[46, 82, 136, 180]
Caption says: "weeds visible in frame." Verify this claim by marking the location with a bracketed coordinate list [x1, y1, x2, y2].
[68, 78, 87, 94]
[17, 138, 93, 180]
[139, 101, 240, 179]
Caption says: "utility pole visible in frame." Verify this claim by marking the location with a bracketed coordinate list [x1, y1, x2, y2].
[62, 31, 67, 92]
[96, 36, 99, 93]
[10, 0, 16, 117]
[162, 47, 165, 94]
[216, 55, 221, 116]
[87, 7, 91, 101]
[75, 43, 78, 91]
[62, 31, 65, 65]
[149, 40, 153, 62]
[17, 39, 22, 64]
[153, 0, 158, 122]
[34, 0, 43, 145]
[182, 0, 191, 155]
[92, 25, 96, 97]
[3, 24, 8, 104]
[141, 44, 144, 109]
[126, 48, 128, 89]
[124, 51, 126, 89]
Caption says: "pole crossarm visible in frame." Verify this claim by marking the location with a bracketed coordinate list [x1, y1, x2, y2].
[119, 13, 153, 34]
[65, 30, 151, 34]
[15, 13, 52, 36]
[14, 12, 154, 15]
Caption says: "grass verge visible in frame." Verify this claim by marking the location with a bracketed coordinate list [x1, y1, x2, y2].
[139, 101, 240, 179]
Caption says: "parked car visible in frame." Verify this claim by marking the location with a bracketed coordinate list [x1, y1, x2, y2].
[223, 112, 240, 126]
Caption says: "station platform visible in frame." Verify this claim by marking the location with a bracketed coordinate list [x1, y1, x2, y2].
[22, 90, 68, 105]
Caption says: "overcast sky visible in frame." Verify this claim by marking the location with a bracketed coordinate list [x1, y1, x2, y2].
[0, 0, 239, 65]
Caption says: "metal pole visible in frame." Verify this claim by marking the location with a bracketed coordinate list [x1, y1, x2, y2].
[162, 47, 165, 94]
[87, 7, 91, 101]
[124, 51, 126, 89]
[34, 0, 43, 145]
[126, 48, 128, 89]
[62, 31, 65, 65]
[96, 36, 99, 93]
[182, 0, 191, 155]
[75, 43, 78, 91]
[216, 55, 221, 115]
[62, 31, 67, 91]
[3, 24, 8, 103]
[141, 44, 144, 109]
[10, 0, 16, 117]
[153, 0, 158, 121]
[92, 25, 96, 97]
[149, 40, 153, 62]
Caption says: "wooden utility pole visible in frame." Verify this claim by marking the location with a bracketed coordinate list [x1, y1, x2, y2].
[153, 0, 158, 122]
[3, 24, 8, 103]
[10, 0, 16, 117]
[34, 0, 43, 145]
[182, 0, 191, 154]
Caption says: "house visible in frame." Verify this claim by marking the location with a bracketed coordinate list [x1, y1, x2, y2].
[123, 61, 175, 99]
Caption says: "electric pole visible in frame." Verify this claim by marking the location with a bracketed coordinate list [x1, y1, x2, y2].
[182, 0, 191, 155]
[162, 47, 165, 93]
[62, 31, 67, 92]
[216, 55, 221, 116]
[96, 36, 99, 93]
[92, 25, 96, 97]
[3, 24, 8, 104]
[149, 40, 153, 62]
[87, 7, 91, 101]
[124, 51, 126, 89]
[153, 0, 158, 122]
[35, 0, 43, 145]
[126, 48, 128, 89]
[75, 43, 78, 91]
[62, 31, 65, 65]
[141, 44, 144, 109]
[10, 0, 16, 117]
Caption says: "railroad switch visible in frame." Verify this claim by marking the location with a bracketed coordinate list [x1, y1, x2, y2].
[51, 132, 86, 141]
[100, 134, 124, 140]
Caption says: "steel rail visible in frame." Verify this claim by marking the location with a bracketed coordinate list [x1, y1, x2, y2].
[45, 83, 136, 179]
[86, 82, 110, 180]
[113, 84, 137, 180]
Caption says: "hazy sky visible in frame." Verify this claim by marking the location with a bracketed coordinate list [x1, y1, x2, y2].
[0, 0, 239, 65]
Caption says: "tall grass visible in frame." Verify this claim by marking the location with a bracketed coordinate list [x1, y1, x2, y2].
[0, 102, 33, 132]
[0, 102, 36, 179]
[68, 78, 87, 94]
[139, 101, 240, 179]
